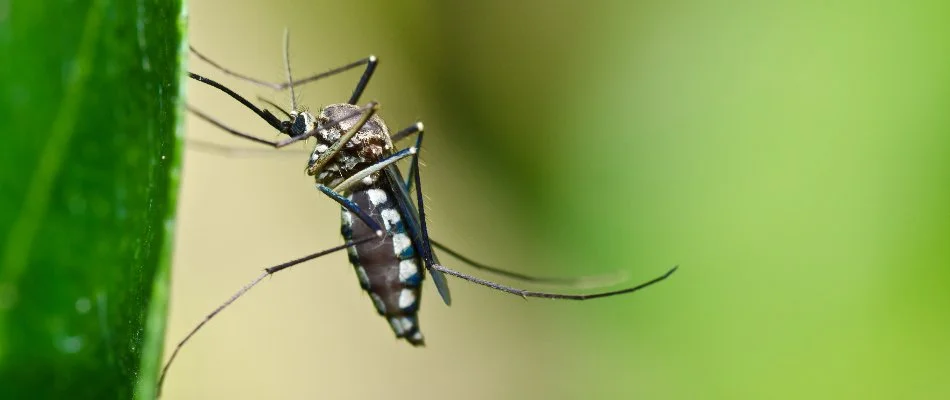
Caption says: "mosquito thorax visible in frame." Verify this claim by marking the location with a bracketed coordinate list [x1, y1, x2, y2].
[307, 103, 394, 188]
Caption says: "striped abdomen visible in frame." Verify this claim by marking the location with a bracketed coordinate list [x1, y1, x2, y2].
[341, 184, 426, 345]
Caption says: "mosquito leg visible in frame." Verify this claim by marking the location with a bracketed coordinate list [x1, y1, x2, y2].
[332, 147, 418, 195]
[388, 122, 424, 189]
[190, 44, 375, 93]
[156, 235, 378, 397]
[345, 55, 378, 105]
[188, 105, 282, 147]
[406, 132, 678, 300]
[190, 45, 284, 89]
[429, 240, 629, 287]
[429, 264, 678, 300]
[221, 31, 378, 104]
[316, 185, 384, 236]
[186, 139, 310, 158]
[397, 130, 455, 302]
[390, 122, 424, 143]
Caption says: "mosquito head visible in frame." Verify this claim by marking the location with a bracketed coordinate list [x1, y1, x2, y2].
[289, 110, 316, 137]
[307, 103, 393, 187]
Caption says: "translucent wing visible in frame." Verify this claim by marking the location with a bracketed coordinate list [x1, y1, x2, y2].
[384, 165, 452, 305]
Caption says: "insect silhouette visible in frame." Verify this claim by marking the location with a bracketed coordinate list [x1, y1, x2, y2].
[157, 31, 678, 395]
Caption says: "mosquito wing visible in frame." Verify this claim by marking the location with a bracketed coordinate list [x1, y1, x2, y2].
[384, 165, 452, 306]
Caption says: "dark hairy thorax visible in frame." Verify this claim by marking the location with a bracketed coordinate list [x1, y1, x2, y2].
[308, 103, 394, 188]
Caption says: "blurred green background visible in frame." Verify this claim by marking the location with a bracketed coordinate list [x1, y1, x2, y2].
[168, 0, 950, 399]
[0, 0, 183, 398]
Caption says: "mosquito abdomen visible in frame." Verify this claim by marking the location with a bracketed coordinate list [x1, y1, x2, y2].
[341, 181, 426, 346]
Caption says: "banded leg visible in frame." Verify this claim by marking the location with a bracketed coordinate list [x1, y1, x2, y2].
[407, 132, 678, 300]
[156, 235, 379, 397]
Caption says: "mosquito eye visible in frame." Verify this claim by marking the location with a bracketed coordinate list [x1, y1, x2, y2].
[291, 116, 308, 136]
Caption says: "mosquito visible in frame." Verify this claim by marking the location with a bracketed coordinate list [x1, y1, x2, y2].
[158, 31, 677, 395]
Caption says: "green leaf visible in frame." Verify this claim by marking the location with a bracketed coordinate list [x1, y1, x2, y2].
[0, 0, 185, 398]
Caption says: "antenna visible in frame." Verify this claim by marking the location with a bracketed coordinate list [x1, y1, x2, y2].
[283, 28, 298, 112]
